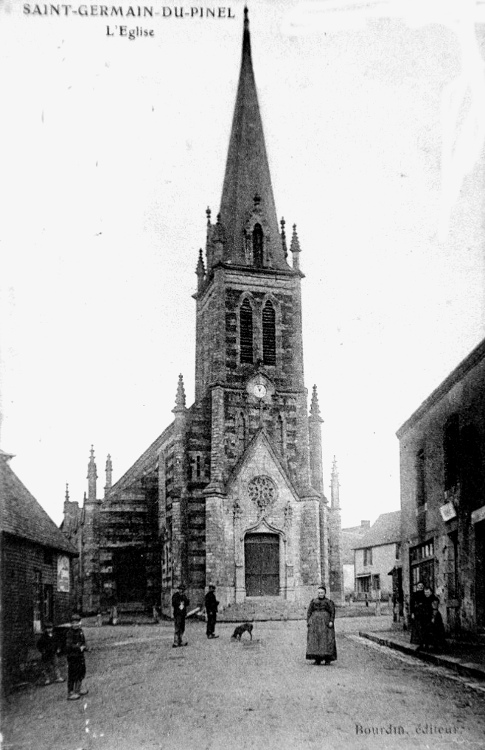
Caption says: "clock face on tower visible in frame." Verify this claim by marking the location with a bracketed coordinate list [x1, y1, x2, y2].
[252, 383, 267, 399]
[246, 376, 272, 400]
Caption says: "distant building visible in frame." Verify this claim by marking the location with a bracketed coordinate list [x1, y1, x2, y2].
[397, 338, 485, 635]
[62, 12, 343, 616]
[353, 511, 401, 600]
[0, 450, 76, 690]
[341, 520, 370, 596]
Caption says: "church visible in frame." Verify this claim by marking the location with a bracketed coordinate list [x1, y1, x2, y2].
[62, 9, 343, 616]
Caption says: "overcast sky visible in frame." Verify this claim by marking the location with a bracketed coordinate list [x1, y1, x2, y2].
[1, 0, 485, 528]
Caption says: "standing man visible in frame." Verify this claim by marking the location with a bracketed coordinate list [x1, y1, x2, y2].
[205, 584, 219, 639]
[172, 584, 190, 648]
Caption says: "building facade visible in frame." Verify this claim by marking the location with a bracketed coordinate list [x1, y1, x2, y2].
[0, 450, 76, 690]
[341, 520, 370, 597]
[353, 511, 401, 601]
[397, 338, 485, 636]
[63, 11, 342, 616]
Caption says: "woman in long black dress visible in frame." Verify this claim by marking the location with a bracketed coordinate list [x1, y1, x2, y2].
[410, 582, 426, 646]
[306, 586, 337, 666]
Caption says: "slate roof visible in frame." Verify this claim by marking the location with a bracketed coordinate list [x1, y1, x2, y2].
[341, 525, 369, 565]
[107, 421, 175, 497]
[353, 511, 401, 550]
[219, 9, 287, 269]
[0, 455, 76, 554]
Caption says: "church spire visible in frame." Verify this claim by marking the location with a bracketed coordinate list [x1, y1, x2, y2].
[331, 456, 340, 509]
[218, 7, 285, 268]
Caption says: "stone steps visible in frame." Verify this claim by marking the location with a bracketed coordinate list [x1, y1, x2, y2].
[218, 598, 307, 622]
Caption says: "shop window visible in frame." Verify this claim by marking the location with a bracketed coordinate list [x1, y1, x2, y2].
[410, 540, 435, 592]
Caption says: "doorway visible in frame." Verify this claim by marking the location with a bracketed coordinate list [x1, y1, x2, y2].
[113, 548, 146, 602]
[475, 521, 485, 628]
[245, 533, 279, 596]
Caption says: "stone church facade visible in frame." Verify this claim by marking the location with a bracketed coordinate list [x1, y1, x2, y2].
[62, 10, 343, 615]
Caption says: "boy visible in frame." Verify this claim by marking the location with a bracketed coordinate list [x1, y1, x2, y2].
[172, 584, 189, 647]
[37, 622, 64, 685]
[66, 613, 88, 700]
[204, 584, 219, 639]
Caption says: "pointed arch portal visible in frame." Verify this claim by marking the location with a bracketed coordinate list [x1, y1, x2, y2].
[244, 533, 279, 596]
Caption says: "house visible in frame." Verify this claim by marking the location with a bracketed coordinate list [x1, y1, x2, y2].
[0, 450, 77, 691]
[62, 10, 342, 617]
[353, 511, 401, 600]
[397, 338, 485, 636]
[341, 520, 370, 597]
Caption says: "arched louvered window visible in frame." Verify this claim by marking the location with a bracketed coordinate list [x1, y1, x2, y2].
[262, 300, 276, 365]
[240, 299, 253, 363]
[253, 223, 263, 267]
[236, 411, 247, 453]
[277, 413, 285, 455]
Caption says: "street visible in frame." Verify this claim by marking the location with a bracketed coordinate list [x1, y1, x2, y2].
[3, 617, 485, 750]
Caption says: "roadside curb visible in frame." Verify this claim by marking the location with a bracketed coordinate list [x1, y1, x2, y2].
[359, 631, 485, 682]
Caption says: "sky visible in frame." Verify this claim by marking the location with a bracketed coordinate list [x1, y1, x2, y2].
[1, 0, 485, 528]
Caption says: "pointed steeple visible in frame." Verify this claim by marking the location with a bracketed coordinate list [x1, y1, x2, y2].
[290, 224, 301, 270]
[331, 456, 340, 509]
[219, 7, 285, 268]
[173, 373, 187, 413]
[105, 454, 113, 495]
[196, 249, 206, 291]
[87, 445, 97, 502]
[310, 384, 323, 422]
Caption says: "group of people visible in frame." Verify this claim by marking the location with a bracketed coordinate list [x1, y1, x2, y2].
[410, 582, 446, 652]
[37, 613, 88, 701]
[38, 583, 337, 699]
[171, 583, 220, 646]
[172, 582, 338, 667]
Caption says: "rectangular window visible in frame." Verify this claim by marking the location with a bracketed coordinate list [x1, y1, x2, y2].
[395, 542, 401, 561]
[372, 574, 380, 591]
[363, 548, 373, 566]
[33, 569, 42, 633]
[447, 531, 458, 600]
[43, 584, 53, 622]
[416, 448, 426, 506]
[444, 414, 460, 490]
[356, 576, 370, 594]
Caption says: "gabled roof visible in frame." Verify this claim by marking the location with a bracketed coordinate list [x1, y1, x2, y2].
[353, 511, 401, 550]
[226, 427, 300, 501]
[106, 420, 175, 497]
[0, 456, 76, 555]
[396, 336, 485, 437]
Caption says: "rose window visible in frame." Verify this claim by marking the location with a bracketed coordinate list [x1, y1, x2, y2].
[248, 475, 277, 514]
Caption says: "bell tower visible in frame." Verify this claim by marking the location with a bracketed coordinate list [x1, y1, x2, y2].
[193, 8, 326, 604]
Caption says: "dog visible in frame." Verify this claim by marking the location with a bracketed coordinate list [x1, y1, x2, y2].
[231, 622, 253, 641]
